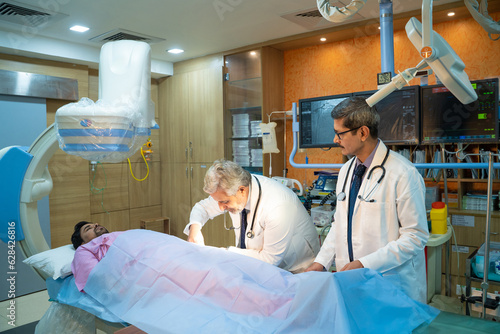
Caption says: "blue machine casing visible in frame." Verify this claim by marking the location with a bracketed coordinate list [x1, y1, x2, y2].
[0, 146, 32, 243]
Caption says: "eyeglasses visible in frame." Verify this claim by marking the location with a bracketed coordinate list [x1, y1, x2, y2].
[335, 126, 362, 140]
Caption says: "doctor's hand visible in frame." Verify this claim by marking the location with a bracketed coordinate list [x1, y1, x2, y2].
[339, 260, 364, 272]
[304, 262, 326, 272]
[187, 224, 205, 246]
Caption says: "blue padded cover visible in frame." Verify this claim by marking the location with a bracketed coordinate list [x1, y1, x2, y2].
[47, 276, 124, 324]
[0, 146, 31, 243]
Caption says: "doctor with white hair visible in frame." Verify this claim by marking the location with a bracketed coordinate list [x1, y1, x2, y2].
[185, 159, 320, 273]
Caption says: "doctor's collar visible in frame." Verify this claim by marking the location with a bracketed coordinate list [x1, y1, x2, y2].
[244, 181, 253, 210]
[356, 139, 380, 170]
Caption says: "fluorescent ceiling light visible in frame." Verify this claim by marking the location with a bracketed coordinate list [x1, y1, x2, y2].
[70, 25, 89, 32]
[447, 12, 455, 17]
[167, 48, 184, 54]
[320, 37, 326, 42]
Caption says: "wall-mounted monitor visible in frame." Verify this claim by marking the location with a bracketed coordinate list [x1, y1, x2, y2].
[421, 78, 499, 144]
[353, 85, 421, 145]
[299, 93, 351, 148]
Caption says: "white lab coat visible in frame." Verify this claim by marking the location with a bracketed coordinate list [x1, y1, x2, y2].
[315, 141, 429, 303]
[185, 174, 320, 273]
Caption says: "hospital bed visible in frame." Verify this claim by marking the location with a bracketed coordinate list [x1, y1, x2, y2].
[27, 229, 500, 333]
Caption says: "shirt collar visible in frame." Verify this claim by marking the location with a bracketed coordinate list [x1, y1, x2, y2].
[355, 139, 380, 170]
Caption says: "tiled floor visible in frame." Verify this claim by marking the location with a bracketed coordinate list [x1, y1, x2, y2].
[0, 289, 51, 332]
[0, 290, 113, 333]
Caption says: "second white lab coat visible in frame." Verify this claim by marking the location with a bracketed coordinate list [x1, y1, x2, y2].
[315, 141, 429, 303]
[185, 175, 320, 273]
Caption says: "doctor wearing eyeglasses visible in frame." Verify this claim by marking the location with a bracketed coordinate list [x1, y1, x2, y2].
[305, 96, 429, 303]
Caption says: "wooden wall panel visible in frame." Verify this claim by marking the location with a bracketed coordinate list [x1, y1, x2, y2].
[151, 81, 159, 119]
[88, 71, 99, 101]
[188, 67, 225, 163]
[91, 210, 130, 233]
[163, 163, 192, 239]
[261, 46, 285, 177]
[163, 73, 190, 163]
[129, 205, 163, 230]
[90, 163, 130, 214]
[50, 196, 92, 248]
[128, 161, 161, 208]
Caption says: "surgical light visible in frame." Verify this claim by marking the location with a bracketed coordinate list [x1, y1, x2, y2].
[366, 0, 477, 107]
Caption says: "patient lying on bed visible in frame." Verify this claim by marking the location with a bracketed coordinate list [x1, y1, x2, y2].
[70, 221, 121, 291]
[69, 222, 439, 333]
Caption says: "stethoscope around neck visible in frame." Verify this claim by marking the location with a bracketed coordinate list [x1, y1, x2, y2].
[223, 176, 262, 239]
[337, 148, 390, 203]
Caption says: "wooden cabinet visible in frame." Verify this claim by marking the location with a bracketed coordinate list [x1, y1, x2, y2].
[160, 57, 233, 247]
[164, 73, 189, 163]
[189, 68, 225, 163]
[223, 46, 285, 177]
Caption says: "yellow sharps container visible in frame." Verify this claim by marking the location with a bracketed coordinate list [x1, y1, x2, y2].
[430, 201, 447, 234]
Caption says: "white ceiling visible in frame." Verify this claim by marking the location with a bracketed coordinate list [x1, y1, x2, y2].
[0, 0, 460, 77]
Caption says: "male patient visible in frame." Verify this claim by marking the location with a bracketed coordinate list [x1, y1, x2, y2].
[70, 221, 120, 291]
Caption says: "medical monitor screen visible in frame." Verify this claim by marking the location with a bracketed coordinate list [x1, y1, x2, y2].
[421, 78, 499, 144]
[299, 94, 350, 148]
[353, 86, 420, 145]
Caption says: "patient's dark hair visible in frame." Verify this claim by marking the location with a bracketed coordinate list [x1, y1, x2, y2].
[71, 221, 90, 249]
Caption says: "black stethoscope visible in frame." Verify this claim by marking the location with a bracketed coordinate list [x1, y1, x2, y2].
[337, 147, 390, 203]
[223, 176, 262, 239]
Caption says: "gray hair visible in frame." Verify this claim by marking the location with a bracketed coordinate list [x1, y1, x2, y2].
[331, 96, 379, 139]
[203, 159, 251, 196]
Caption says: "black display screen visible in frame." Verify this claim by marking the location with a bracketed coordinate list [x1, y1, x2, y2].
[421, 78, 499, 144]
[354, 86, 420, 145]
[299, 94, 350, 148]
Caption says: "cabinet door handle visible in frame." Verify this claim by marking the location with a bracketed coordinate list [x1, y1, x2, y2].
[189, 141, 193, 158]
[483, 232, 499, 235]
[185, 167, 188, 178]
[185, 148, 188, 159]
[191, 167, 193, 178]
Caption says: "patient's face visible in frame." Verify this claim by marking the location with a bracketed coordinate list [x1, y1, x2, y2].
[80, 223, 109, 244]
[211, 186, 248, 214]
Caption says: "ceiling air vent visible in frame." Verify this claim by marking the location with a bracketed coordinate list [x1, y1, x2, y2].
[89, 29, 165, 44]
[0, 0, 67, 27]
[281, 4, 364, 31]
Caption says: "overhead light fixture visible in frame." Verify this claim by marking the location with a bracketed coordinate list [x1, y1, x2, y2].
[320, 37, 327, 42]
[447, 12, 455, 17]
[70, 25, 89, 33]
[167, 48, 184, 54]
[250, 51, 257, 56]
